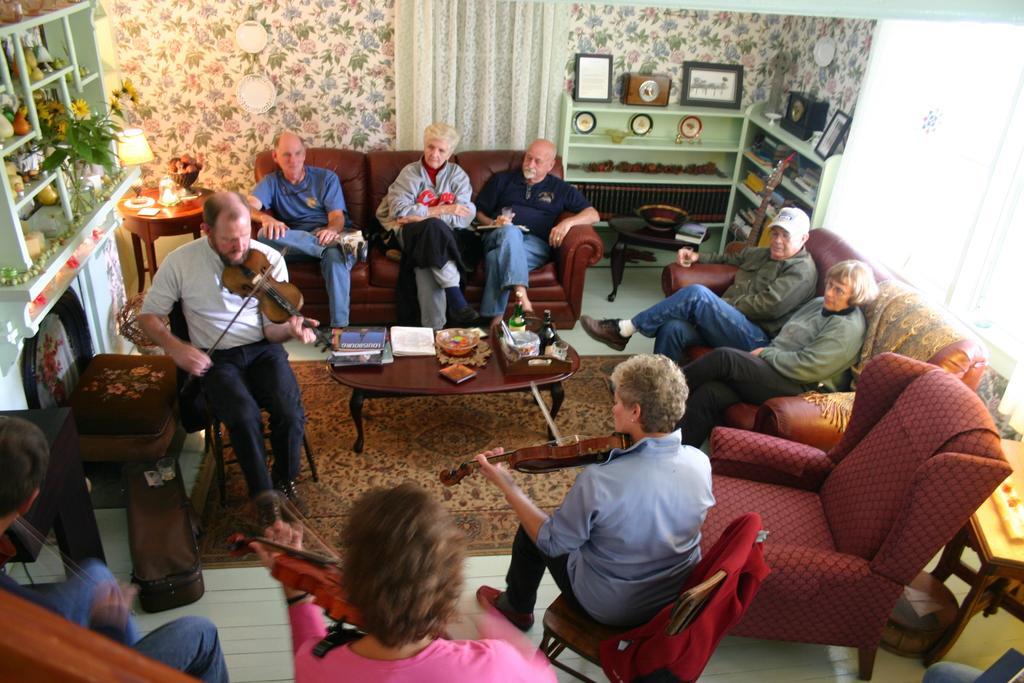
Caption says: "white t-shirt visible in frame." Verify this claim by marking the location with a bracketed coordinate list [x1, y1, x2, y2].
[141, 238, 289, 350]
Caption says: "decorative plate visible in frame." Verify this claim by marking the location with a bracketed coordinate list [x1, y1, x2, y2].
[678, 115, 703, 140]
[237, 74, 277, 114]
[573, 111, 597, 135]
[123, 196, 155, 209]
[235, 20, 269, 54]
[813, 37, 837, 67]
[629, 113, 653, 136]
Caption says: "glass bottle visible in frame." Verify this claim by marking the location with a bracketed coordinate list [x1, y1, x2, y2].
[538, 309, 559, 356]
[508, 300, 526, 333]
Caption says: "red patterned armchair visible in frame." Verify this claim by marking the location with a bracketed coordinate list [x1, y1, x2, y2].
[699, 353, 1011, 680]
[661, 228, 989, 450]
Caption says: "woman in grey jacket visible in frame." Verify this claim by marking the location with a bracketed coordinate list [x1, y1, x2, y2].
[676, 259, 879, 447]
[376, 122, 478, 329]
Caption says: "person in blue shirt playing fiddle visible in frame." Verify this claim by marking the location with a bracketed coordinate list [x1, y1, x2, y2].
[474, 139, 599, 324]
[248, 131, 355, 330]
[474, 354, 715, 629]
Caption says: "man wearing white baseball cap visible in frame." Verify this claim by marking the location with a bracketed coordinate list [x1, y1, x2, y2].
[582, 207, 816, 362]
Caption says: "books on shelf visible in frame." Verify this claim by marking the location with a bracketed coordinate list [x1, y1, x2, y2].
[390, 326, 436, 356]
[332, 326, 387, 354]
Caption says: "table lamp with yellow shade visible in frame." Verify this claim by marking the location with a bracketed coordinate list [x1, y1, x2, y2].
[117, 128, 156, 209]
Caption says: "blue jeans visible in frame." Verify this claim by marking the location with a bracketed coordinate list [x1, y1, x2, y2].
[135, 615, 228, 683]
[259, 229, 355, 328]
[34, 558, 141, 644]
[33, 560, 227, 682]
[480, 227, 551, 316]
[922, 663, 981, 683]
[632, 285, 770, 362]
[202, 341, 305, 495]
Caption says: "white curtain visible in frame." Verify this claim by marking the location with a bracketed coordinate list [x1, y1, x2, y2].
[395, 0, 569, 151]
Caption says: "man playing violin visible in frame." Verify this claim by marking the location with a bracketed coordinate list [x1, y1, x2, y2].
[475, 354, 715, 629]
[248, 130, 356, 331]
[0, 416, 227, 681]
[140, 191, 318, 522]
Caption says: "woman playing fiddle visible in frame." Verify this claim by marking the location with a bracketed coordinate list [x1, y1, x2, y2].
[476, 354, 715, 629]
[251, 483, 555, 682]
[139, 191, 318, 523]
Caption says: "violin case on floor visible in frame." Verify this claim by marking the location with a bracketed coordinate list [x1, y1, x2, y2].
[124, 460, 205, 612]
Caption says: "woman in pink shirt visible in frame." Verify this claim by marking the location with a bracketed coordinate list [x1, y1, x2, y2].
[252, 483, 554, 683]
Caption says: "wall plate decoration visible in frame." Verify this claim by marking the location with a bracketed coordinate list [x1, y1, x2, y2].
[813, 37, 837, 67]
[781, 92, 829, 141]
[573, 111, 597, 135]
[237, 74, 276, 114]
[235, 20, 268, 54]
[628, 113, 653, 136]
[621, 73, 671, 106]
[676, 115, 703, 143]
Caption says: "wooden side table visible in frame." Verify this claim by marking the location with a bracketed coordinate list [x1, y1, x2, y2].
[117, 187, 211, 293]
[924, 439, 1024, 664]
[607, 216, 693, 302]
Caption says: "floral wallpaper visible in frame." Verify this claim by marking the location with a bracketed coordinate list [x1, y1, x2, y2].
[101, 1, 871, 193]
[102, 0, 396, 192]
[565, 5, 873, 119]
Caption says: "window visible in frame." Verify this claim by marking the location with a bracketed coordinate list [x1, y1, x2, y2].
[826, 20, 1024, 365]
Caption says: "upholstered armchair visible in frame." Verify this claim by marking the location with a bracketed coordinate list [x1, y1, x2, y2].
[661, 228, 988, 451]
[699, 353, 1011, 680]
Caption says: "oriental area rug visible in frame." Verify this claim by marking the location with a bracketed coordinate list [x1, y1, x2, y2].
[198, 357, 621, 567]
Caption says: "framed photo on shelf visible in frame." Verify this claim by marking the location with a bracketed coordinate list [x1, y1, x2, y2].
[815, 110, 851, 159]
[573, 53, 613, 102]
[681, 62, 743, 109]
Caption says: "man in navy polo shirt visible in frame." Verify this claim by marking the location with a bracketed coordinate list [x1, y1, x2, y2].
[248, 131, 355, 329]
[475, 139, 599, 321]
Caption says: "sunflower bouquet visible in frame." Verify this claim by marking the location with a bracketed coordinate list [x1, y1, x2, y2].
[36, 95, 121, 217]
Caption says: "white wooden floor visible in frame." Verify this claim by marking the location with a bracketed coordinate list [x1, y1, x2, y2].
[8, 264, 1024, 682]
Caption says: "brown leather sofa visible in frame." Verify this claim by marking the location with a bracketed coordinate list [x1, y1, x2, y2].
[661, 228, 989, 451]
[252, 149, 604, 328]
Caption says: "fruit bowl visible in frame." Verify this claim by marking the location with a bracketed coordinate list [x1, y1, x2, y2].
[435, 328, 480, 357]
[636, 204, 689, 233]
[168, 169, 201, 191]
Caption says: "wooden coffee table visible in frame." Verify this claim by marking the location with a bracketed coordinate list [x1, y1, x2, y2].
[328, 347, 581, 453]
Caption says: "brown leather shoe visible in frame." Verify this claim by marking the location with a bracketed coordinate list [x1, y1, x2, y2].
[580, 314, 628, 352]
[476, 585, 534, 630]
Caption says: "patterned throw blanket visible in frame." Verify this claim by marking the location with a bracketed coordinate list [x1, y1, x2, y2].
[803, 279, 972, 431]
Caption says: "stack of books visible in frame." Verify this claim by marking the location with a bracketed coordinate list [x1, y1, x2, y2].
[329, 326, 388, 367]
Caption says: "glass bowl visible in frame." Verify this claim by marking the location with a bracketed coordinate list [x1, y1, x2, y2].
[435, 328, 480, 357]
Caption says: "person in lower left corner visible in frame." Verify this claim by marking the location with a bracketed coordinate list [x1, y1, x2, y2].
[251, 482, 555, 682]
[474, 354, 715, 630]
[0, 416, 227, 682]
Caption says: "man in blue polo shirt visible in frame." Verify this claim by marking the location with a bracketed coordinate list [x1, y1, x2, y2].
[248, 131, 355, 329]
[475, 139, 599, 321]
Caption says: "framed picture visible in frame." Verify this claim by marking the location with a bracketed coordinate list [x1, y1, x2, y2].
[815, 110, 851, 159]
[681, 62, 743, 109]
[573, 53, 613, 102]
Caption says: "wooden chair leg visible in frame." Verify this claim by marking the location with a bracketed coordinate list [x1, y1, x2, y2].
[302, 433, 319, 482]
[212, 421, 226, 506]
[540, 631, 598, 683]
[857, 645, 877, 680]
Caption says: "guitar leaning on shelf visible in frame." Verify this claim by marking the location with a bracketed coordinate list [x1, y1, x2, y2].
[746, 153, 796, 247]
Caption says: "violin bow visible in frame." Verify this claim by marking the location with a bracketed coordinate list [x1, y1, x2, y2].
[530, 381, 563, 444]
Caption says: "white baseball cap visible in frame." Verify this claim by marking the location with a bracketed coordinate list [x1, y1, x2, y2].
[767, 207, 810, 241]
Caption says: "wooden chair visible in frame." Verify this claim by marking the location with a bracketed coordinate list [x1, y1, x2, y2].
[208, 414, 319, 505]
[541, 571, 727, 682]
[540, 513, 768, 683]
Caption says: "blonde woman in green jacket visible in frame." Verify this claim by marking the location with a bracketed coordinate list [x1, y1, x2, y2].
[677, 259, 879, 447]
